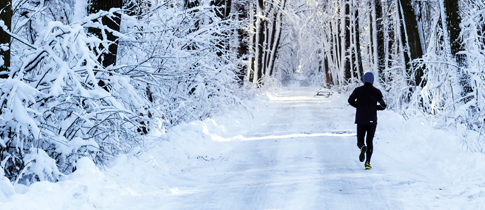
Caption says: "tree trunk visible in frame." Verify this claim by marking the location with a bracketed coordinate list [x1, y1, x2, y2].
[235, 1, 249, 84]
[342, 0, 351, 81]
[88, 0, 123, 68]
[445, 0, 463, 63]
[212, 0, 231, 18]
[383, 0, 393, 82]
[252, 0, 264, 84]
[333, 10, 343, 85]
[324, 57, 332, 87]
[399, 0, 424, 86]
[268, 0, 286, 77]
[395, 0, 406, 87]
[263, 2, 278, 76]
[329, 21, 339, 85]
[444, 0, 471, 95]
[0, 0, 11, 78]
[248, 1, 255, 83]
[353, 0, 364, 80]
[371, 0, 384, 80]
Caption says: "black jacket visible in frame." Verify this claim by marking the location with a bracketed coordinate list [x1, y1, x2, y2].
[348, 83, 387, 125]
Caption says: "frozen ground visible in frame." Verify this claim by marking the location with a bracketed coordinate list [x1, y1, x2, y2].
[2, 86, 485, 209]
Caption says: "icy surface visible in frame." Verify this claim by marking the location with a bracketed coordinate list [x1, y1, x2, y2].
[2, 87, 485, 209]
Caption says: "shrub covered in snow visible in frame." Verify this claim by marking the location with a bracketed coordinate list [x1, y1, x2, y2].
[0, 1, 243, 184]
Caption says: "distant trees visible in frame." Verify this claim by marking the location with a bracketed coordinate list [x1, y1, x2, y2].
[208, 0, 251, 84]
[246, 0, 286, 84]
[346, 0, 364, 81]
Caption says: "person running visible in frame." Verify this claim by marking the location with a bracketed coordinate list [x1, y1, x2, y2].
[348, 72, 387, 170]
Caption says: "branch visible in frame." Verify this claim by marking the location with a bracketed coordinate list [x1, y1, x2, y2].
[0, 20, 37, 49]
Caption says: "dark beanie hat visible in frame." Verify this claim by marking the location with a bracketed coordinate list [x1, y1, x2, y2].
[363, 72, 374, 84]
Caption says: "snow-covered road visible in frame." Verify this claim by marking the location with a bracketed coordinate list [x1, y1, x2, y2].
[155, 87, 485, 209]
[158, 88, 396, 209]
[4, 87, 485, 209]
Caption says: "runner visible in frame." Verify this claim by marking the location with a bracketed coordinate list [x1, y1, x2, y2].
[348, 72, 387, 169]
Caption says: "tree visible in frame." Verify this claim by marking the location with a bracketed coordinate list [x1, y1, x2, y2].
[383, 0, 395, 81]
[211, 0, 231, 58]
[0, 0, 11, 78]
[212, 0, 232, 19]
[371, 0, 384, 80]
[444, 0, 471, 95]
[235, 1, 249, 84]
[445, 0, 464, 64]
[255, 0, 265, 83]
[399, 0, 424, 86]
[342, 0, 351, 80]
[88, 0, 123, 68]
[245, 0, 288, 84]
[267, 0, 286, 77]
[351, 0, 363, 80]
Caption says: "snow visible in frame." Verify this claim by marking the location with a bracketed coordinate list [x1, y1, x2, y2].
[21, 149, 60, 183]
[2, 86, 485, 209]
[73, 0, 87, 22]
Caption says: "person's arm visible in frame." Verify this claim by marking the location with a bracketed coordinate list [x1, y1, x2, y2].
[377, 91, 387, 110]
[348, 89, 357, 108]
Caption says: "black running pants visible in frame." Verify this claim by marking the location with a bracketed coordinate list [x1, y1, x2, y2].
[356, 124, 377, 162]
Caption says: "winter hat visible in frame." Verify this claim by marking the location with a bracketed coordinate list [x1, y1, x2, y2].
[363, 72, 374, 84]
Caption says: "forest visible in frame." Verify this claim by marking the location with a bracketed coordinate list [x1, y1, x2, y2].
[0, 0, 484, 185]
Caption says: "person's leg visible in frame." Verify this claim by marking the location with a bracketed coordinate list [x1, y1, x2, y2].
[365, 124, 377, 162]
[357, 124, 367, 162]
[356, 124, 366, 149]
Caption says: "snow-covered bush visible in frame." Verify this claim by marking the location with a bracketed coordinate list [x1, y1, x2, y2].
[116, 3, 242, 127]
[0, 11, 147, 184]
[453, 0, 485, 151]
[408, 0, 485, 152]
[0, 0, 244, 184]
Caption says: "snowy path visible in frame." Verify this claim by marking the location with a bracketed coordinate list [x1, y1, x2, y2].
[158, 88, 401, 209]
[4, 87, 485, 209]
